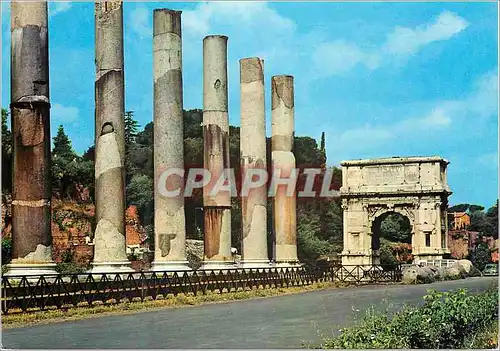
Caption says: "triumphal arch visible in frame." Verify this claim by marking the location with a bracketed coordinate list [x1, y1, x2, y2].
[340, 156, 452, 266]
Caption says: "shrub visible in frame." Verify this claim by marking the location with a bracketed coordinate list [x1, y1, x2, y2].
[379, 244, 397, 268]
[2, 237, 12, 264]
[320, 287, 498, 349]
[471, 243, 492, 271]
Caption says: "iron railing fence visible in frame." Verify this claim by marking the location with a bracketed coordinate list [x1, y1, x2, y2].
[1, 265, 402, 314]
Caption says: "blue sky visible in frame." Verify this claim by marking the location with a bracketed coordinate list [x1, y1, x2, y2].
[1, 1, 498, 208]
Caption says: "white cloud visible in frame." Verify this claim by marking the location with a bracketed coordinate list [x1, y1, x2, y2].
[52, 104, 79, 125]
[129, 5, 151, 38]
[182, 1, 295, 37]
[312, 11, 468, 77]
[466, 70, 498, 118]
[49, 2, 72, 17]
[312, 40, 380, 75]
[383, 11, 468, 56]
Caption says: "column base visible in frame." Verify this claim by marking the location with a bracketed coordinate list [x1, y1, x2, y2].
[3, 262, 57, 277]
[240, 259, 271, 269]
[200, 260, 236, 271]
[151, 261, 191, 272]
[89, 261, 134, 274]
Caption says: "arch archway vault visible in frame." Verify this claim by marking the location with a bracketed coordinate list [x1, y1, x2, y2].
[340, 156, 452, 266]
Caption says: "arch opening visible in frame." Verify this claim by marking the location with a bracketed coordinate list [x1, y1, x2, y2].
[371, 211, 412, 266]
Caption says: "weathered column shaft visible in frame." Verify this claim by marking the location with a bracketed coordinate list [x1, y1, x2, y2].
[202, 35, 232, 268]
[152, 9, 189, 271]
[271, 75, 298, 265]
[9, 0, 55, 275]
[93, 0, 130, 272]
[240, 58, 268, 267]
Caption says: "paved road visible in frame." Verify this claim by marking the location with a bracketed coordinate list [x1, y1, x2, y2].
[2, 277, 497, 349]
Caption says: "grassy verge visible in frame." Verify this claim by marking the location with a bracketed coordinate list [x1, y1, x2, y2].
[315, 287, 498, 349]
[2, 281, 346, 329]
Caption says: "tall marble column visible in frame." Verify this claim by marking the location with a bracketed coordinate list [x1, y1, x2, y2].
[92, 0, 131, 273]
[152, 8, 190, 271]
[271, 75, 299, 266]
[240, 58, 269, 268]
[202, 35, 233, 269]
[8, 0, 56, 276]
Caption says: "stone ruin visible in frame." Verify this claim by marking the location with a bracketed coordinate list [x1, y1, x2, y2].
[6, 1, 299, 275]
[6, 1, 452, 276]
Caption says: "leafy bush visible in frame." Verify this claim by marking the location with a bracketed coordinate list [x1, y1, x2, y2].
[379, 244, 397, 268]
[2, 238, 12, 264]
[320, 288, 498, 349]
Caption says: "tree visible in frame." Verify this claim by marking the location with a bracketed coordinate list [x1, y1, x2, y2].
[126, 174, 154, 226]
[379, 213, 412, 243]
[2, 108, 12, 193]
[469, 210, 494, 237]
[82, 145, 95, 161]
[297, 206, 332, 261]
[470, 242, 491, 271]
[52, 125, 78, 199]
[319, 132, 326, 166]
[486, 201, 498, 239]
[124, 111, 140, 146]
[321, 199, 343, 253]
[469, 204, 485, 213]
[53, 125, 76, 160]
[294, 136, 324, 167]
[124, 111, 141, 184]
[448, 204, 470, 212]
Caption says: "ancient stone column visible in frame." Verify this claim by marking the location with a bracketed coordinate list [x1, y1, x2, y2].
[152, 9, 190, 271]
[202, 35, 233, 269]
[7, 0, 56, 276]
[240, 58, 269, 268]
[271, 75, 299, 266]
[92, 0, 131, 273]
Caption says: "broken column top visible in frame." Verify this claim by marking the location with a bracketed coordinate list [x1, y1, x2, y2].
[240, 57, 264, 84]
[153, 8, 182, 36]
[204, 35, 228, 41]
[95, 1, 122, 14]
[11, 1, 47, 28]
[271, 75, 294, 110]
[153, 8, 182, 15]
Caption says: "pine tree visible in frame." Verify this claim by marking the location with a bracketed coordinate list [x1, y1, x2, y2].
[53, 125, 76, 160]
[124, 111, 140, 186]
[124, 111, 139, 146]
[319, 132, 327, 167]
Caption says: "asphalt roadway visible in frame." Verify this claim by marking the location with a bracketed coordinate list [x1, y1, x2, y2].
[2, 277, 497, 349]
